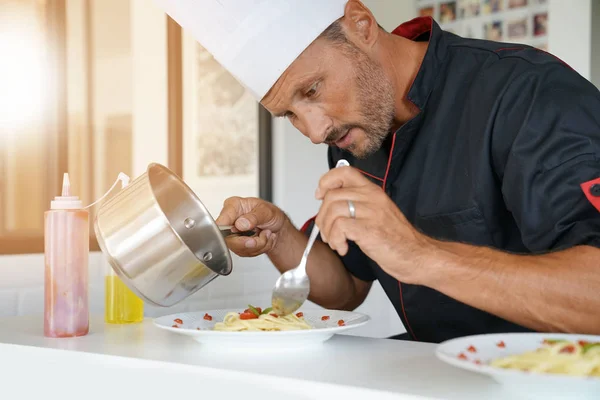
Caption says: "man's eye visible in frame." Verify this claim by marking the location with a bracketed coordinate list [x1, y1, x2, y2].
[305, 82, 319, 98]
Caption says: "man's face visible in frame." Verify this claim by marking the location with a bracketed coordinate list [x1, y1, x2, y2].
[261, 34, 396, 159]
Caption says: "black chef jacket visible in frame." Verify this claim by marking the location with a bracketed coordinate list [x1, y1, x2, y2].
[301, 17, 600, 343]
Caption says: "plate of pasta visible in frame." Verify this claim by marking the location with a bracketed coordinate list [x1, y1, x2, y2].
[153, 306, 370, 348]
[436, 333, 600, 399]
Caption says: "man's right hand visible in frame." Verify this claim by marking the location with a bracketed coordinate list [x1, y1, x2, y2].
[215, 196, 289, 257]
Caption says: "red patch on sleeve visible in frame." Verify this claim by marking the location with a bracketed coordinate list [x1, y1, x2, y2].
[580, 178, 600, 213]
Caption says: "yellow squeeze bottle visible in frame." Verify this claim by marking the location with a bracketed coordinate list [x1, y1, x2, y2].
[105, 267, 144, 324]
[100, 173, 144, 324]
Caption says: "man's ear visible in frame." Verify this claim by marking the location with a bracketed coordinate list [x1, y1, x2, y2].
[341, 0, 380, 49]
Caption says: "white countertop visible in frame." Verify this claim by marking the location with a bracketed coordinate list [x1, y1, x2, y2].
[0, 315, 522, 400]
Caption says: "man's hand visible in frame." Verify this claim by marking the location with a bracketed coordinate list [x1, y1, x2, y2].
[314, 166, 433, 284]
[215, 197, 289, 257]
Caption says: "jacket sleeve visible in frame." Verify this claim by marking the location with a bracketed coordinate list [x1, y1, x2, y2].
[492, 62, 600, 252]
[298, 148, 376, 282]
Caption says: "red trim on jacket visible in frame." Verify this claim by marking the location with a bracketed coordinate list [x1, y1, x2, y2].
[300, 215, 317, 234]
[391, 16, 433, 40]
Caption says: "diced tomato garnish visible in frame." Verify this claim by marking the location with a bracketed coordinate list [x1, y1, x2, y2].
[171, 324, 179, 328]
[239, 311, 258, 320]
[321, 316, 330, 321]
[203, 313, 212, 321]
[458, 353, 467, 360]
[474, 359, 482, 365]
[467, 345, 477, 353]
[337, 320, 345, 326]
[269, 313, 279, 318]
[174, 318, 183, 324]
[578, 340, 589, 346]
[496, 341, 506, 348]
[296, 312, 304, 318]
[560, 345, 576, 354]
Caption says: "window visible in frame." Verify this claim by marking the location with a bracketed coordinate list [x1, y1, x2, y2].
[0, 0, 133, 254]
[0, 0, 68, 253]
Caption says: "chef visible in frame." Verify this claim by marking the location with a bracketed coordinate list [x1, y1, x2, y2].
[155, 0, 600, 343]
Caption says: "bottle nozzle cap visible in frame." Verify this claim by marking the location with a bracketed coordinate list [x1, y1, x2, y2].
[51, 172, 82, 210]
[61, 173, 71, 196]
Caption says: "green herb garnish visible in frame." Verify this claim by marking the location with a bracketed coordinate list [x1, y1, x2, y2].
[247, 305, 261, 317]
[582, 342, 600, 354]
[261, 307, 273, 315]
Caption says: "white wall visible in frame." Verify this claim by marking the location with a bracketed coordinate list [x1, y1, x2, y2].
[547, 0, 592, 80]
[591, 0, 600, 88]
[545, 1, 600, 87]
[364, 0, 417, 31]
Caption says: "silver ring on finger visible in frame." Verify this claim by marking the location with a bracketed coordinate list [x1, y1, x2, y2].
[347, 200, 356, 219]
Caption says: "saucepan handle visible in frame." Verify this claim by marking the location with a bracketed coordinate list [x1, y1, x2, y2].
[218, 225, 256, 238]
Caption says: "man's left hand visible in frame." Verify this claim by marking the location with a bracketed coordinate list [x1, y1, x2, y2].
[314, 166, 434, 284]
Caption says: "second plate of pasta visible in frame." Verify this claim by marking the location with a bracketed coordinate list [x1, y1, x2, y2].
[436, 332, 600, 400]
[153, 308, 370, 348]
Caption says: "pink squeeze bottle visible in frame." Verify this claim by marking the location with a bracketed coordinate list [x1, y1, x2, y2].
[44, 173, 89, 338]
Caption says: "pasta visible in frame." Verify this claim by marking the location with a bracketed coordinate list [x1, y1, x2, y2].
[212, 306, 312, 332]
[490, 339, 600, 377]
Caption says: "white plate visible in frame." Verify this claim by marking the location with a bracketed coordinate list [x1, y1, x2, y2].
[436, 332, 600, 400]
[153, 308, 370, 349]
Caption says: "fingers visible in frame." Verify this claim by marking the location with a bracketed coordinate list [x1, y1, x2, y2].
[224, 228, 277, 257]
[315, 166, 373, 200]
[215, 196, 243, 227]
[317, 201, 357, 243]
[215, 197, 280, 233]
[315, 188, 368, 243]
[216, 196, 285, 257]
[235, 202, 276, 232]
[327, 217, 361, 256]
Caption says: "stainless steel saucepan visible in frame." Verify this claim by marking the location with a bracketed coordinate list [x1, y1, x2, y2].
[94, 162, 250, 307]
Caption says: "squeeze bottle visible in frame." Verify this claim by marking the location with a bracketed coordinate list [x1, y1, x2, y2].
[44, 173, 89, 338]
[103, 173, 144, 324]
[105, 265, 144, 324]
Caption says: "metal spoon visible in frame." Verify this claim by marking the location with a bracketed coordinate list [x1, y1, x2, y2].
[271, 159, 350, 316]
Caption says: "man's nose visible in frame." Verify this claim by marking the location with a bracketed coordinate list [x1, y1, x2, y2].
[296, 106, 330, 144]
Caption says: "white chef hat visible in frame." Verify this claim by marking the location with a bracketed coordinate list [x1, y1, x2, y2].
[153, 0, 348, 100]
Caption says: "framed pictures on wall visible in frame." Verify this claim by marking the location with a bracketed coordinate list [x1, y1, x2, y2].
[416, 0, 548, 50]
